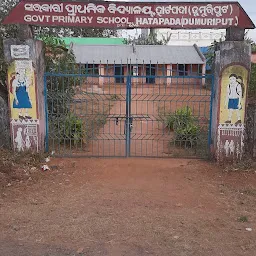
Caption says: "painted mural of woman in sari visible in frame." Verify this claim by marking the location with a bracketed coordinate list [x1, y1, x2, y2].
[11, 69, 32, 120]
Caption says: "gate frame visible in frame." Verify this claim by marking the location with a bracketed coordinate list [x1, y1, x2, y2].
[44, 68, 215, 158]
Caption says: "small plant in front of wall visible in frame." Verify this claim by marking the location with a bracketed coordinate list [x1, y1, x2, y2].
[164, 106, 200, 148]
[61, 113, 83, 146]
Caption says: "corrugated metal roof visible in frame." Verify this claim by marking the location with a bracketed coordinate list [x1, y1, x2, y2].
[72, 44, 205, 64]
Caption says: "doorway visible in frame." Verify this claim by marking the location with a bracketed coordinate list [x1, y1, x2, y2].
[115, 65, 124, 83]
[146, 64, 156, 84]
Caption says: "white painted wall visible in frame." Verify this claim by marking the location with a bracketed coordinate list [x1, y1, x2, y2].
[121, 28, 226, 47]
[157, 29, 226, 47]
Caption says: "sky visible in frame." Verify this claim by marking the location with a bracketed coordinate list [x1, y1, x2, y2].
[114, 0, 256, 41]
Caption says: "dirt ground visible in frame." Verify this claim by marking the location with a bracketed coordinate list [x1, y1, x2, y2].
[1, 157, 256, 256]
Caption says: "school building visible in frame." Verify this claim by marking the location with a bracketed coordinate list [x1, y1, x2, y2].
[251, 50, 256, 63]
[71, 44, 207, 86]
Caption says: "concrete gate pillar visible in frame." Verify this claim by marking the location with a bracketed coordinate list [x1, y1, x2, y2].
[211, 29, 251, 163]
[3, 26, 46, 152]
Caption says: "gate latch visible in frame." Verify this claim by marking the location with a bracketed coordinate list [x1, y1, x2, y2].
[129, 116, 133, 131]
[124, 116, 133, 134]
[115, 117, 119, 125]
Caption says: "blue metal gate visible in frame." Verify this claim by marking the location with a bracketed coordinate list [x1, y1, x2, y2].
[44, 63, 213, 158]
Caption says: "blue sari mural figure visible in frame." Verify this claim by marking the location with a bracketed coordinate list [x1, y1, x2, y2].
[12, 71, 32, 120]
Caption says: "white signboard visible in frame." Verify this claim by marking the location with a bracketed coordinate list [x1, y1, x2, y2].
[11, 45, 30, 59]
[15, 60, 33, 72]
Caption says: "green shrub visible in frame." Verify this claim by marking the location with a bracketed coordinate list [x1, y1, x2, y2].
[174, 122, 200, 147]
[164, 114, 175, 131]
[165, 106, 193, 130]
[164, 106, 200, 147]
[58, 113, 83, 145]
[249, 63, 256, 98]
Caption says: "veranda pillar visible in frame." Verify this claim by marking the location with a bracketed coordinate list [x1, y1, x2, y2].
[166, 64, 172, 85]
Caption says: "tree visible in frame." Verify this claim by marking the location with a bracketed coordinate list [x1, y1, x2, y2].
[251, 42, 256, 52]
[125, 29, 171, 45]
[0, 0, 19, 91]
[205, 39, 223, 71]
[42, 35, 84, 145]
[249, 41, 256, 98]
[244, 38, 256, 98]
[249, 63, 256, 98]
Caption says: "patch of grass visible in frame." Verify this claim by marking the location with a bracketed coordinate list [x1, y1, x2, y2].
[223, 159, 256, 172]
[1, 150, 45, 167]
[0, 149, 45, 188]
[238, 216, 248, 222]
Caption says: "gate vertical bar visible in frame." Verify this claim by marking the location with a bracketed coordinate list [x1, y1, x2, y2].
[126, 75, 131, 157]
[208, 75, 215, 148]
[44, 75, 49, 153]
